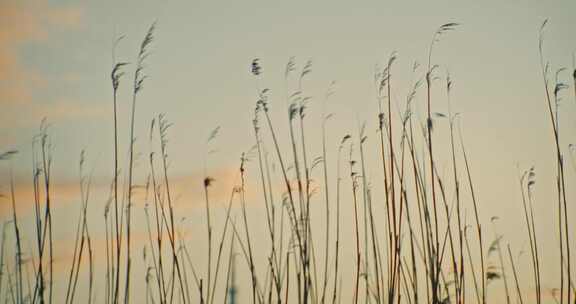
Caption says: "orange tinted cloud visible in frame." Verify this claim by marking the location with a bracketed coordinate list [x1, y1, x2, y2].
[0, 0, 85, 148]
[0, 164, 245, 219]
[0, 0, 83, 103]
[0, 158, 283, 220]
[0, 179, 86, 218]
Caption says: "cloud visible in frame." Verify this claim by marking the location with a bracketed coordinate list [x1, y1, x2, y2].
[0, 161, 278, 220]
[0, 178, 87, 218]
[0, 0, 87, 146]
[0, 0, 83, 102]
[46, 6, 84, 30]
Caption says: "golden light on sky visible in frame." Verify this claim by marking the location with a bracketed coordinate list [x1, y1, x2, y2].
[0, 0, 575, 303]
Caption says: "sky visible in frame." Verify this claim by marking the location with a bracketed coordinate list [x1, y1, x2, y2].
[0, 0, 575, 303]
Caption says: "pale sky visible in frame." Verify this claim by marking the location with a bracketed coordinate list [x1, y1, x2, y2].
[1, 0, 575, 303]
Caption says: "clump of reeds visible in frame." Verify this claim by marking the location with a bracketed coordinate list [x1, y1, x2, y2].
[1, 19, 575, 304]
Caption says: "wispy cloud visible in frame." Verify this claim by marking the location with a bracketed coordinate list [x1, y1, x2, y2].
[0, 0, 87, 148]
[0, 164, 250, 219]
[0, 0, 83, 103]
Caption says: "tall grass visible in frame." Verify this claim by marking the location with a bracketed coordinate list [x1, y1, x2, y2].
[1, 20, 575, 304]
[110, 34, 128, 304]
[538, 20, 572, 304]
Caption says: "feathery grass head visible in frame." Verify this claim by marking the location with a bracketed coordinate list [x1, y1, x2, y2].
[289, 103, 299, 121]
[135, 21, 157, 94]
[553, 68, 568, 103]
[285, 57, 296, 78]
[325, 80, 336, 99]
[487, 236, 503, 257]
[158, 114, 173, 153]
[341, 134, 351, 146]
[311, 155, 324, 170]
[428, 22, 459, 71]
[112, 62, 129, 91]
[111, 34, 128, 90]
[256, 88, 270, 112]
[377, 68, 389, 97]
[300, 59, 313, 81]
[207, 126, 221, 143]
[251, 58, 261, 76]
[149, 118, 156, 142]
[401, 109, 411, 127]
[433, 23, 460, 44]
[538, 19, 548, 50]
[299, 96, 311, 118]
[387, 52, 397, 69]
[359, 123, 367, 144]
[525, 166, 536, 196]
[239, 145, 258, 173]
[447, 71, 453, 92]
[139, 22, 156, 58]
[204, 177, 215, 188]
[486, 266, 502, 283]
[0, 150, 18, 161]
[406, 78, 422, 108]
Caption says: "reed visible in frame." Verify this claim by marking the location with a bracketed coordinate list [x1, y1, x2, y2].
[539, 20, 571, 304]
